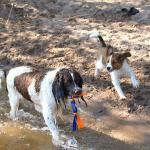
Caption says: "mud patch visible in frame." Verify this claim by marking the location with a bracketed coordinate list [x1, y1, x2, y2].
[0, 122, 58, 150]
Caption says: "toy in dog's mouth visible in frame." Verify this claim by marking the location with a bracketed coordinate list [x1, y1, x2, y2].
[68, 92, 88, 107]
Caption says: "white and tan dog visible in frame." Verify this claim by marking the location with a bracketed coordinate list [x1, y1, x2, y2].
[89, 29, 140, 99]
[106, 52, 140, 99]
[0, 66, 87, 147]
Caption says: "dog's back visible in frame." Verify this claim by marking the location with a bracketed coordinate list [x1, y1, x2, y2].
[6, 66, 33, 89]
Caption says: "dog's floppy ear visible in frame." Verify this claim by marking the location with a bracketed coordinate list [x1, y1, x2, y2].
[120, 52, 131, 59]
[122, 52, 131, 57]
[52, 72, 66, 108]
[119, 52, 131, 61]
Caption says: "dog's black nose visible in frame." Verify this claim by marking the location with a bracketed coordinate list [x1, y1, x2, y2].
[107, 66, 111, 71]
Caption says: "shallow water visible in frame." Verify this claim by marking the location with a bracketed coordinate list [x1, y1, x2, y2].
[0, 88, 83, 150]
[0, 122, 59, 150]
[0, 87, 59, 150]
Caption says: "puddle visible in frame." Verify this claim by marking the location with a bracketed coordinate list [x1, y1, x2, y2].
[0, 122, 59, 150]
[0, 89, 83, 150]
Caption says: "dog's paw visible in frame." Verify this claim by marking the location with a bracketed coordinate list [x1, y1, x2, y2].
[66, 138, 78, 148]
[9, 113, 18, 121]
[119, 95, 127, 100]
[59, 134, 78, 149]
[10, 116, 18, 121]
[52, 138, 64, 147]
[61, 137, 78, 149]
[132, 80, 140, 88]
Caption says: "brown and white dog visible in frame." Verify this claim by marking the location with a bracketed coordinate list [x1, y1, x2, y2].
[89, 29, 140, 99]
[0, 66, 87, 147]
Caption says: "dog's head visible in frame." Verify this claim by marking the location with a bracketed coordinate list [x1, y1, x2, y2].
[106, 52, 131, 72]
[52, 68, 87, 107]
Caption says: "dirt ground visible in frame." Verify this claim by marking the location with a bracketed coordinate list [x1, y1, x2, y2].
[0, 0, 150, 150]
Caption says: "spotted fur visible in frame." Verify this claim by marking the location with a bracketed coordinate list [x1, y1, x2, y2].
[107, 52, 131, 72]
[106, 52, 139, 99]
[4, 66, 86, 147]
[14, 71, 46, 101]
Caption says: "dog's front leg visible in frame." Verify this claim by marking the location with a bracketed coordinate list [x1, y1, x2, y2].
[95, 55, 105, 78]
[111, 72, 126, 99]
[42, 105, 63, 146]
[126, 64, 140, 88]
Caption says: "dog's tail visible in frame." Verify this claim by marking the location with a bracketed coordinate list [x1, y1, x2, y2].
[89, 29, 106, 47]
[0, 69, 6, 90]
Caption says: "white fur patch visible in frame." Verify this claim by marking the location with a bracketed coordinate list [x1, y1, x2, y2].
[28, 78, 39, 104]
[70, 72, 78, 89]
[110, 60, 140, 99]
[106, 55, 113, 70]
[96, 55, 105, 70]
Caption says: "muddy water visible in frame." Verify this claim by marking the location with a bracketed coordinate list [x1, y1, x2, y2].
[0, 122, 59, 150]
[0, 86, 59, 150]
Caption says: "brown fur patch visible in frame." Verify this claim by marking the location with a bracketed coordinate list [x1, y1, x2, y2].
[14, 71, 46, 101]
[111, 52, 131, 70]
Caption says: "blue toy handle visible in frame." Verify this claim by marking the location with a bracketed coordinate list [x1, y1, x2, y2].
[71, 101, 77, 112]
[72, 115, 77, 131]
[71, 101, 77, 131]
[70, 100, 84, 131]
